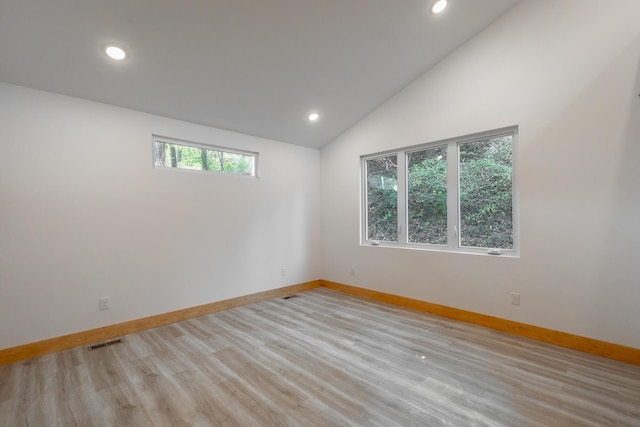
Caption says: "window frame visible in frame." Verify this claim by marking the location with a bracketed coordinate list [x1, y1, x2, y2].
[361, 126, 519, 257]
[152, 134, 259, 178]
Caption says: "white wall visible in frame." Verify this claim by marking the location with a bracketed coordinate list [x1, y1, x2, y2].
[2, 0, 639, 353]
[321, 0, 640, 348]
[0, 83, 321, 349]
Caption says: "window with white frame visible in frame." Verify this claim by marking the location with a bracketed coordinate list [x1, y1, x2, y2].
[362, 127, 518, 255]
[153, 135, 258, 177]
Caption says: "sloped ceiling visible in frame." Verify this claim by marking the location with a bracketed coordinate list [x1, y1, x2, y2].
[0, 0, 521, 148]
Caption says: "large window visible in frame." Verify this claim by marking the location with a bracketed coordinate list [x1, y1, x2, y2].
[153, 135, 258, 177]
[362, 127, 518, 256]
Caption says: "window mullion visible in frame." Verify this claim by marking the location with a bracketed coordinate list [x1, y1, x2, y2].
[361, 158, 370, 242]
[397, 151, 407, 246]
[446, 142, 459, 250]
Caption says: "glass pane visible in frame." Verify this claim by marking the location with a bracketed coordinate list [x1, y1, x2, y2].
[407, 147, 447, 244]
[366, 155, 398, 242]
[223, 151, 254, 175]
[459, 135, 513, 249]
[205, 150, 224, 172]
[154, 138, 257, 177]
[175, 145, 204, 170]
[154, 141, 167, 167]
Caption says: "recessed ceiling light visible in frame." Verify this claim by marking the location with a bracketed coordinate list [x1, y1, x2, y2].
[308, 113, 320, 121]
[104, 45, 126, 60]
[432, 0, 448, 14]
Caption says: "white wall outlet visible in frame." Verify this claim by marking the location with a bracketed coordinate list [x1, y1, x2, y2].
[99, 297, 110, 310]
[281, 268, 286, 277]
[350, 266, 356, 276]
[510, 293, 520, 306]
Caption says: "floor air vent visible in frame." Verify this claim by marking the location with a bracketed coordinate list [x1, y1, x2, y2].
[89, 338, 123, 351]
[281, 295, 299, 300]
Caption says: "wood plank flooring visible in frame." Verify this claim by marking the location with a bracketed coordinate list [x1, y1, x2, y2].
[1, 288, 639, 426]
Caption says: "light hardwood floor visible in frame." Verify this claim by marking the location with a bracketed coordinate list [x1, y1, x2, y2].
[1, 288, 639, 426]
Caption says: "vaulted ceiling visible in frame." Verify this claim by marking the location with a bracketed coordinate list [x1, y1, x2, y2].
[0, 0, 520, 148]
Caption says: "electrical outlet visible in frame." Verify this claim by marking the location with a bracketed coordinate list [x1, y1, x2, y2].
[350, 266, 356, 276]
[510, 293, 520, 306]
[281, 268, 286, 277]
[99, 297, 110, 310]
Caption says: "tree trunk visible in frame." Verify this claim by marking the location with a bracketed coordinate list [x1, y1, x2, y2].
[201, 149, 208, 171]
[170, 146, 177, 167]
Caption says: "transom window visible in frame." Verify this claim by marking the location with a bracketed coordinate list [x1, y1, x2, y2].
[362, 127, 518, 256]
[153, 135, 258, 177]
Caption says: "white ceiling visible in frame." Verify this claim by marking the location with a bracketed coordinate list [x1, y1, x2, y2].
[0, 0, 521, 149]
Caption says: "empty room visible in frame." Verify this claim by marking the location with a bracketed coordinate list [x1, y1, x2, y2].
[1, 0, 639, 425]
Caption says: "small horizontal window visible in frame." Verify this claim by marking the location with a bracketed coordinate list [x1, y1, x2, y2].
[153, 135, 258, 177]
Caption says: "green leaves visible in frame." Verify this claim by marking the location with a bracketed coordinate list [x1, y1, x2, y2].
[407, 147, 447, 244]
[366, 156, 398, 241]
[364, 133, 514, 250]
[156, 140, 254, 176]
[459, 137, 513, 249]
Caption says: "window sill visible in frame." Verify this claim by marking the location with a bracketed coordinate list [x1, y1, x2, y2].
[361, 241, 520, 258]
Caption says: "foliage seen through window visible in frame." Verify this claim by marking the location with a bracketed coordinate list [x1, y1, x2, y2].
[362, 129, 516, 254]
[154, 137, 256, 177]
